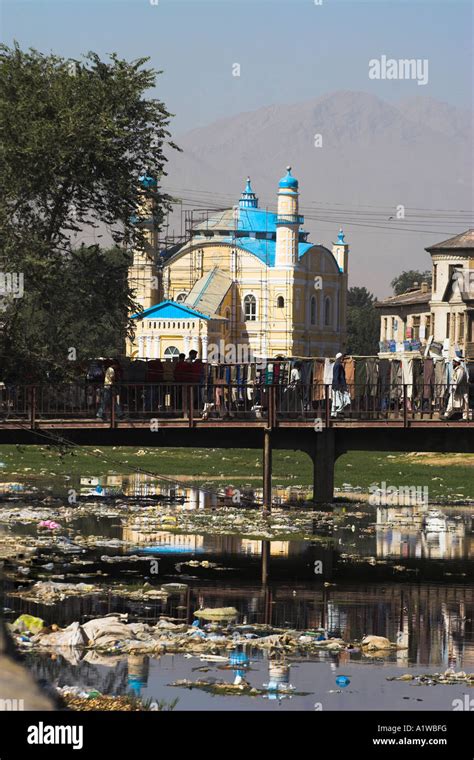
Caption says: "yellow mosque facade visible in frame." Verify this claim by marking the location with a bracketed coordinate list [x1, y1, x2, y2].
[127, 168, 349, 361]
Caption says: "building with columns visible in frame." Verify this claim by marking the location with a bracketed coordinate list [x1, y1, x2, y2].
[376, 229, 474, 360]
[127, 168, 349, 361]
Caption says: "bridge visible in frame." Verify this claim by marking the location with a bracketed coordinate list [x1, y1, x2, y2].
[0, 382, 472, 506]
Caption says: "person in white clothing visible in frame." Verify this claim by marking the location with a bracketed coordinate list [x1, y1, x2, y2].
[331, 352, 350, 417]
[442, 358, 470, 420]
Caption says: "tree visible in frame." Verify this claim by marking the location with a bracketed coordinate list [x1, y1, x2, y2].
[0, 44, 178, 379]
[1, 246, 133, 382]
[390, 270, 431, 296]
[346, 286, 379, 355]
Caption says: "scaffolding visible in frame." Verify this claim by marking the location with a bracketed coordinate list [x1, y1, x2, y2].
[131, 200, 296, 361]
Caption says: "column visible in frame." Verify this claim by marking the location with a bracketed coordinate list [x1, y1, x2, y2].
[420, 315, 426, 343]
[154, 336, 161, 359]
[138, 337, 144, 358]
[263, 429, 272, 514]
[313, 430, 335, 504]
[201, 335, 208, 361]
[184, 335, 191, 355]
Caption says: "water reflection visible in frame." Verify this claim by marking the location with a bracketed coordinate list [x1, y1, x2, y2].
[2, 470, 473, 711]
[21, 579, 473, 711]
[375, 506, 472, 560]
[87, 474, 473, 563]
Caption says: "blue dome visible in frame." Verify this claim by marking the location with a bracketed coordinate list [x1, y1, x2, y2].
[139, 173, 157, 189]
[279, 166, 298, 190]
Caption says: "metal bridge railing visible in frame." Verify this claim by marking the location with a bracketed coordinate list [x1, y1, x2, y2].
[0, 382, 471, 426]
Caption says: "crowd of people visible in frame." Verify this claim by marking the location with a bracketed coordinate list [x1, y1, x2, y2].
[87, 351, 204, 420]
[82, 350, 471, 422]
[328, 352, 471, 420]
[1, 349, 471, 421]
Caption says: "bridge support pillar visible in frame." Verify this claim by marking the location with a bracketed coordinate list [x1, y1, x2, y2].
[263, 428, 272, 514]
[313, 430, 335, 504]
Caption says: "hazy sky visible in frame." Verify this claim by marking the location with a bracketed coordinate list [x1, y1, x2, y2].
[2, 0, 472, 294]
[2, 0, 472, 134]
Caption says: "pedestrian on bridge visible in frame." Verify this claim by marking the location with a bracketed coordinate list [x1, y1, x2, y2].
[287, 360, 304, 417]
[331, 353, 350, 417]
[96, 361, 124, 421]
[442, 357, 470, 420]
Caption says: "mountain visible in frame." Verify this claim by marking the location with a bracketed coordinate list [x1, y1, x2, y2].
[163, 91, 473, 296]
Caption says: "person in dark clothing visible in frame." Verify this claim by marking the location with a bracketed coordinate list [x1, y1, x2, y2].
[174, 353, 189, 383]
[287, 360, 304, 415]
[96, 360, 124, 420]
[187, 350, 204, 411]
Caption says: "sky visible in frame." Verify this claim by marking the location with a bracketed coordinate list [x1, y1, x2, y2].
[2, 0, 472, 134]
[1, 0, 472, 294]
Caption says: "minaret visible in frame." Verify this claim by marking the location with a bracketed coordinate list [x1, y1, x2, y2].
[332, 228, 349, 273]
[239, 177, 259, 209]
[129, 173, 161, 310]
[275, 167, 301, 268]
[332, 228, 349, 351]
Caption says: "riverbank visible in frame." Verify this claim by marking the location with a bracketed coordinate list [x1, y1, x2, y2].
[0, 445, 473, 500]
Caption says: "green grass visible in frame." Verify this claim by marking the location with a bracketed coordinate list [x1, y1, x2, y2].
[0, 444, 472, 500]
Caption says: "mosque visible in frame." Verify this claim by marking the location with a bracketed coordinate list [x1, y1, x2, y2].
[127, 168, 349, 361]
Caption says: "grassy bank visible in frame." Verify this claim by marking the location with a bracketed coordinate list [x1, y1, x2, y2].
[0, 444, 473, 500]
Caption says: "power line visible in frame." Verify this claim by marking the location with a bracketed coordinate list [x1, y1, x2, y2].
[164, 185, 474, 215]
[172, 199, 468, 236]
[160, 190, 473, 236]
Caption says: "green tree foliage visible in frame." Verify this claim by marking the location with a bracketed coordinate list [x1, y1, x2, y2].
[390, 269, 432, 295]
[346, 286, 380, 355]
[0, 44, 178, 380]
[2, 246, 133, 382]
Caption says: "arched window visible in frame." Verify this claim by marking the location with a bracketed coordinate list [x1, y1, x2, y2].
[310, 296, 317, 326]
[225, 308, 231, 321]
[244, 294, 257, 321]
[276, 296, 285, 309]
[176, 292, 187, 303]
[164, 346, 179, 357]
[324, 297, 332, 327]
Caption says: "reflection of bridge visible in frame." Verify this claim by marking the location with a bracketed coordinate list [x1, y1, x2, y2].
[0, 383, 473, 505]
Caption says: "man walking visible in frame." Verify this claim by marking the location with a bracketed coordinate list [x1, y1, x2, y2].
[331, 352, 349, 417]
[96, 360, 123, 421]
[442, 357, 470, 420]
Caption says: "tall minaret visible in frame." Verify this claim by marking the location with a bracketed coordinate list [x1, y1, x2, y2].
[128, 173, 161, 310]
[275, 167, 301, 268]
[332, 228, 349, 350]
[332, 228, 349, 273]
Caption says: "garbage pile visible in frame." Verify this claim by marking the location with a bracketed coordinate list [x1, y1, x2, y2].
[9, 580, 170, 605]
[9, 612, 408, 658]
[55, 686, 176, 711]
[387, 669, 474, 686]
